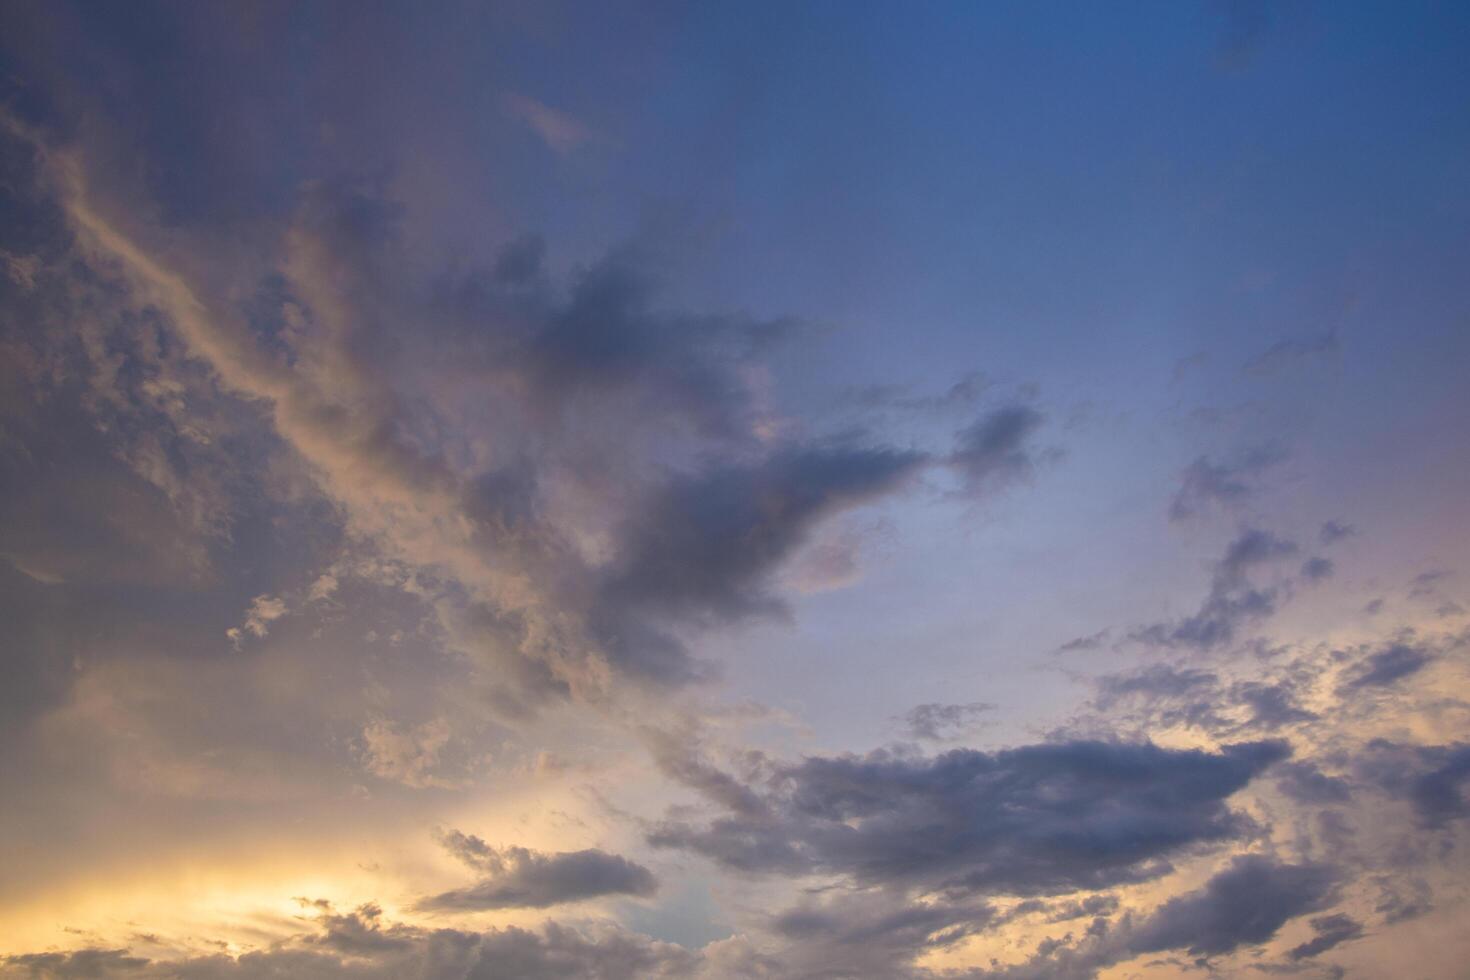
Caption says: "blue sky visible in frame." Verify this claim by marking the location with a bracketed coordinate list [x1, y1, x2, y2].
[1, 2, 1468, 977]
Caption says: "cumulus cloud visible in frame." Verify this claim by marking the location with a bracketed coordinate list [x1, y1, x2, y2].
[1128, 854, 1337, 957]
[649, 738, 1289, 897]
[949, 856, 1339, 979]
[421, 830, 657, 910]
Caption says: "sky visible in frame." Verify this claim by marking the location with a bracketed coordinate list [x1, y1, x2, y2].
[0, 2, 1468, 978]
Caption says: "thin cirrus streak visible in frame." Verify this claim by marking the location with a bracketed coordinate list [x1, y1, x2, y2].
[0, 2, 1468, 978]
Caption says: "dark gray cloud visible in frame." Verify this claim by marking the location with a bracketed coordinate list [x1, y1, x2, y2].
[592, 444, 924, 681]
[1318, 521, 1355, 546]
[419, 831, 657, 911]
[601, 446, 924, 623]
[900, 702, 995, 741]
[1374, 875, 1433, 924]
[518, 251, 793, 443]
[1169, 447, 1285, 522]
[1230, 681, 1318, 730]
[1287, 913, 1364, 960]
[1338, 644, 1433, 692]
[1133, 528, 1298, 651]
[1300, 557, 1335, 583]
[948, 405, 1045, 495]
[1406, 746, 1470, 829]
[649, 738, 1289, 898]
[1274, 763, 1352, 806]
[1129, 855, 1337, 958]
[951, 856, 1338, 979]
[1356, 741, 1470, 828]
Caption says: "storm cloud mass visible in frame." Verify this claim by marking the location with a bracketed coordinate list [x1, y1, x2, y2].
[1, 2, 1468, 978]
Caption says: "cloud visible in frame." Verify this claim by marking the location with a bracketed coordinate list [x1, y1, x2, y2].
[358, 718, 461, 790]
[1318, 520, 1355, 545]
[1095, 664, 1219, 706]
[948, 405, 1046, 495]
[602, 446, 923, 622]
[1287, 913, 1364, 960]
[1087, 663, 1319, 737]
[1300, 557, 1335, 583]
[649, 738, 1289, 898]
[1409, 570, 1452, 599]
[1230, 681, 1319, 730]
[1338, 643, 1433, 692]
[1133, 528, 1299, 651]
[1169, 446, 1286, 521]
[1374, 876, 1433, 924]
[941, 856, 1338, 979]
[1129, 855, 1337, 957]
[1356, 741, 1470, 828]
[9, 119, 939, 704]
[1, 903, 700, 980]
[1057, 629, 1110, 653]
[1, 949, 150, 978]
[591, 444, 924, 680]
[224, 594, 288, 648]
[900, 702, 995, 741]
[420, 830, 657, 910]
[763, 888, 994, 978]
[1273, 762, 1352, 806]
[1406, 746, 1470, 828]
